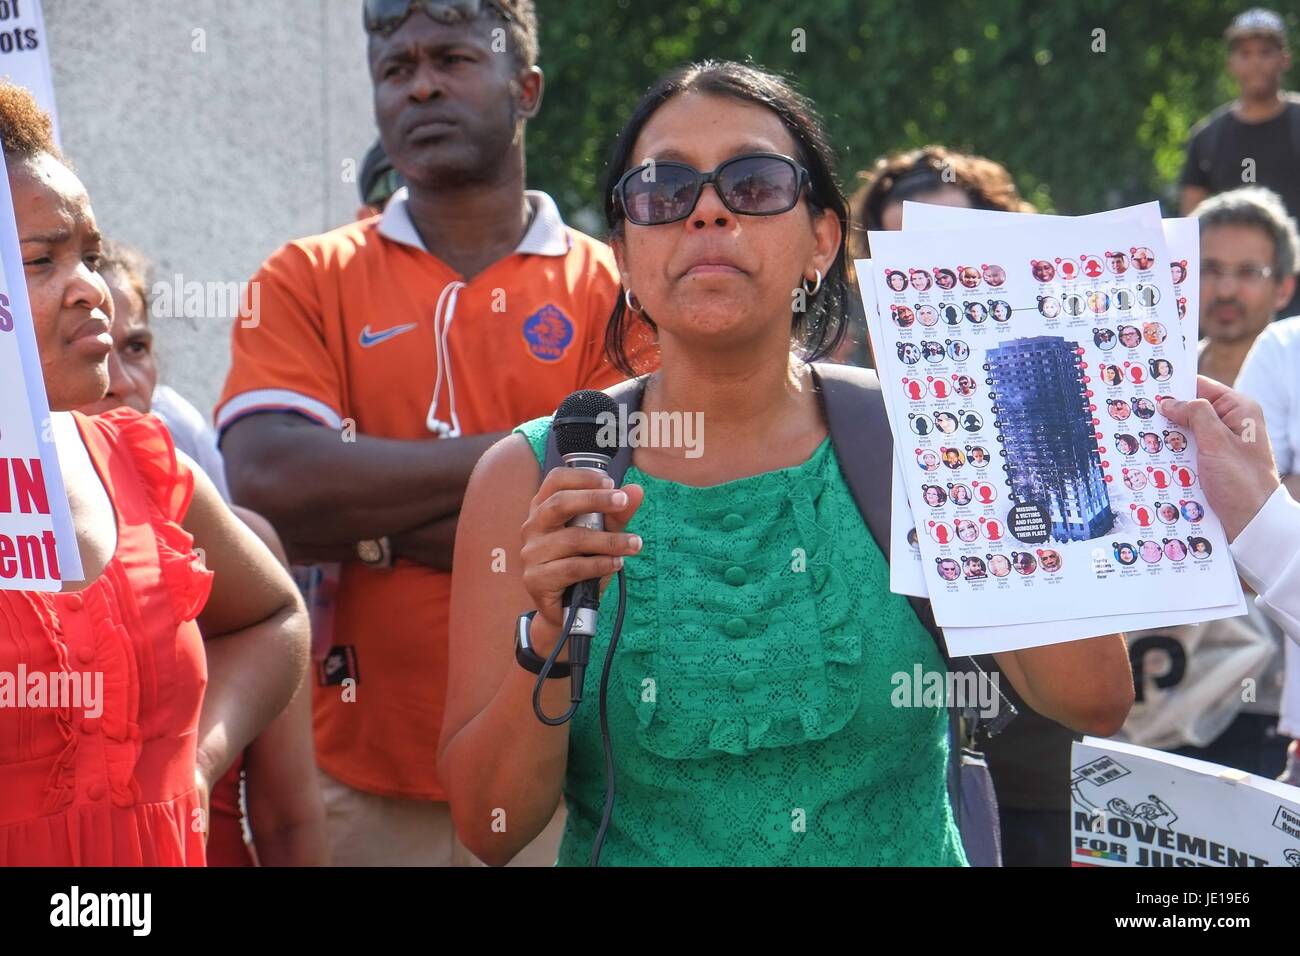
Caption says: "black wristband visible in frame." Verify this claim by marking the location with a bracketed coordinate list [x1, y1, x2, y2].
[515, 611, 571, 678]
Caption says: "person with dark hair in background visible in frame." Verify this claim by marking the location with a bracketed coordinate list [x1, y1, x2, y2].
[89, 244, 328, 866]
[1181, 8, 1300, 317]
[0, 83, 309, 866]
[850, 146, 1035, 252]
[1195, 187, 1299, 386]
[838, 147, 1034, 366]
[356, 138, 406, 219]
[92, 243, 231, 497]
[1210, 186, 1300, 783]
[438, 60, 1131, 867]
[218, 0, 632, 866]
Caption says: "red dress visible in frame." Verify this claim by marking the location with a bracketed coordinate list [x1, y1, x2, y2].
[206, 754, 254, 866]
[0, 408, 213, 865]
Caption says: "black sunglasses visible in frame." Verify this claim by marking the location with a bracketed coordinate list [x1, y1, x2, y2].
[363, 0, 513, 36]
[614, 152, 811, 227]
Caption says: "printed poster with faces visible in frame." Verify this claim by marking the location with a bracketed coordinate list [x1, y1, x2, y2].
[872, 207, 1244, 653]
[903, 203, 1202, 383]
[859, 253, 1243, 656]
[867, 213, 1243, 629]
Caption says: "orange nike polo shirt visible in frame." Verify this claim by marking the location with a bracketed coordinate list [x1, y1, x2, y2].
[217, 189, 630, 800]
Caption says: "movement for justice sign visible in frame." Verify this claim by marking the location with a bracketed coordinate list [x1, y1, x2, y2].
[1070, 737, 1300, 868]
[0, 139, 80, 590]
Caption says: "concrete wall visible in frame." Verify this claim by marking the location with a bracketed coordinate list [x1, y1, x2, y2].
[45, 0, 376, 418]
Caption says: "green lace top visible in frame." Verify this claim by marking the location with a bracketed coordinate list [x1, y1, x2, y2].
[516, 417, 967, 867]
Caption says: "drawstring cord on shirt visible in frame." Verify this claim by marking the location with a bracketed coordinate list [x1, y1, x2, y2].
[427, 280, 467, 438]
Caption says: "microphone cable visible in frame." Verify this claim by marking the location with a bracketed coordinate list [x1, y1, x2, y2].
[531, 569, 627, 867]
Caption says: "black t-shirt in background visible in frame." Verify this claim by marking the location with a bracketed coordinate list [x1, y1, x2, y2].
[1181, 101, 1300, 318]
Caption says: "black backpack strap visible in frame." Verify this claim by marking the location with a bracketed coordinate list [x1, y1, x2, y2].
[812, 361, 1014, 864]
[809, 363, 944, 646]
[1287, 92, 1300, 161]
[1191, 101, 1235, 179]
[810, 362, 1015, 736]
[541, 376, 649, 482]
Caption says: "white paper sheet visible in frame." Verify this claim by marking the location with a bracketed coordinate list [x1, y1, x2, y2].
[864, 208, 1243, 629]
[857, 254, 1245, 656]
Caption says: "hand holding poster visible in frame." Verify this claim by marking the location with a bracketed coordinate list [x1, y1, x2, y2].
[0, 137, 80, 590]
[1071, 737, 1300, 868]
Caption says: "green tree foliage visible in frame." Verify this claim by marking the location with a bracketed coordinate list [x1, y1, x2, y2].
[528, 0, 1285, 225]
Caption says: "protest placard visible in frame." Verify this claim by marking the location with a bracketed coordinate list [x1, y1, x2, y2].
[1070, 737, 1300, 868]
[0, 0, 57, 144]
[0, 138, 81, 590]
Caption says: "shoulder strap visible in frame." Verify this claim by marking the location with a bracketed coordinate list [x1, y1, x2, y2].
[811, 362, 1015, 737]
[1287, 93, 1300, 158]
[542, 377, 649, 481]
[808, 362, 946, 652]
[1192, 102, 1235, 175]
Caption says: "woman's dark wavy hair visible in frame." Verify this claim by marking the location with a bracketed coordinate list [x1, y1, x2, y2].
[602, 60, 849, 375]
[847, 146, 1035, 260]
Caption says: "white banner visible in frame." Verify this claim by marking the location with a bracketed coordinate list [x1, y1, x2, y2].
[0, 0, 57, 144]
[1070, 737, 1300, 867]
[0, 138, 80, 589]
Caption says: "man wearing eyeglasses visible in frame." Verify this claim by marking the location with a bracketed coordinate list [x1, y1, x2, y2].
[216, 0, 631, 866]
[1197, 186, 1298, 387]
[1196, 185, 1300, 784]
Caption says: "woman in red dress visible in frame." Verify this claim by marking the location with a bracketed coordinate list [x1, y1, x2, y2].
[0, 85, 310, 865]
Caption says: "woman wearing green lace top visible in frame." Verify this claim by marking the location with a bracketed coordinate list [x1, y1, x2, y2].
[439, 61, 1134, 866]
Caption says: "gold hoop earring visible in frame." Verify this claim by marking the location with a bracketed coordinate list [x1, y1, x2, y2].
[802, 269, 824, 296]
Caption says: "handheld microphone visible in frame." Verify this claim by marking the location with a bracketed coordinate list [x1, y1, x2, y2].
[551, 389, 622, 704]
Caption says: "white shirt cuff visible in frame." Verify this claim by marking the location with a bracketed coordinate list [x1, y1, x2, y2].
[1229, 485, 1300, 594]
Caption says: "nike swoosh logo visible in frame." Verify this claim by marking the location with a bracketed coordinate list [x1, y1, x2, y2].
[359, 323, 419, 348]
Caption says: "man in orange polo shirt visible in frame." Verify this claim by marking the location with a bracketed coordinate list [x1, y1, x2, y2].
[217, 0, 635, 865]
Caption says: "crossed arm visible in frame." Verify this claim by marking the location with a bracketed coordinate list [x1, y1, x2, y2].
[220, 413, 505, 570]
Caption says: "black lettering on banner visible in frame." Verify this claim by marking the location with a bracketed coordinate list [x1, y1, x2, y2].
[1129, 633, 1187, 702]
[0, 27, 35, 54]
[1274, 805, 1300, 840]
